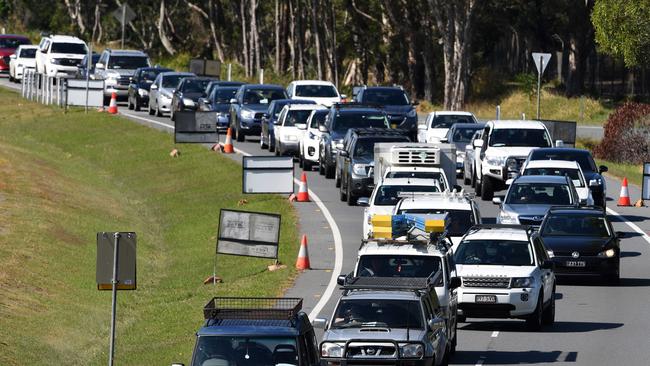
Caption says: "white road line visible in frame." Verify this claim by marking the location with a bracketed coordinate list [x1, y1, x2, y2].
[119, 110, 343, 320]
[491, 331, 499, 338]
[606, 207, 650, 245]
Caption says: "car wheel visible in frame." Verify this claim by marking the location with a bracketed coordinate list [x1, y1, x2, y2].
[268, 139, 275, 152]
[236, 126, 245, 142]
[303, 158, 312, 171]
[346, 178, 356, 206]
[170, 109, 176, 121]
[464, 172, 471, 185]
[335, 169, 341, 188]
[339, 178, 347, 201]
[318, 158, 325, 176]
[134, 97, 141, 112]
[156, 104, 163, 117]
[606, 263, 620, 284]
[480, 175, 494, 201]
[275, 142, 281, 156]
[525, 290, 544, 331]
[325, 163, 335, 179]
[542, 287, 556, 326]
[450, 321, 457, 354]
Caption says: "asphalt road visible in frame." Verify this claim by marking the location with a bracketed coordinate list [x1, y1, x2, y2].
[2, 76, 649, 365]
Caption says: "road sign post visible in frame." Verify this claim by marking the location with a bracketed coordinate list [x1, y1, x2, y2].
[532, 52, 552, 120]
[112, 4, 136, 49]
[108, 232, 119, 366]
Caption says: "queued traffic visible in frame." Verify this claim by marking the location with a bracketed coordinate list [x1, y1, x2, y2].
[3, 32, 627, 366]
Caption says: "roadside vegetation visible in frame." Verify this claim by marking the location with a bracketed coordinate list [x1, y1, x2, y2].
[0, 88, 299, 365]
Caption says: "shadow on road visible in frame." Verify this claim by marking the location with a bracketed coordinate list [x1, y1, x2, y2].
[620, 251, 642, 258]
[451, 350, 578, 364]
[557, 276, 650, 287]
[608, 214, 649, 223]
[459, 320, 622, 333]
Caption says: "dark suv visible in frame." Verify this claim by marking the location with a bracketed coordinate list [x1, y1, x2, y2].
[338, 129, 410, 205]
[354, 86, 418, 139]
[230, 84, 288, 142]
[170, 76, 215, 121]
[172, 297, 319, 366]
[318, 104, 390, 179]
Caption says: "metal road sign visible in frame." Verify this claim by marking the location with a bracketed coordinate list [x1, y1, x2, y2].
[643, 162, 650, 200]
[96, 232, 137, 290]
[532, 52, 552, 75]
[174, 111, 219, 143]
[112, 3, 136, 24]
[242, 156, 295, 194]
[217, 209, 281, 259]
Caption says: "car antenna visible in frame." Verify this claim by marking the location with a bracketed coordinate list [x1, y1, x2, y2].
[406, 301, 411, 341]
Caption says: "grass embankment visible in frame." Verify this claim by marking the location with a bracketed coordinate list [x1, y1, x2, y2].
[0, 88, 299, 365]
[577, 138, 644, 187]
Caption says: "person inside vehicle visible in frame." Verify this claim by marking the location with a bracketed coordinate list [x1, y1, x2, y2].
[359, 257, 387, 277]
[197, 338, 234, 366]
[463, 245, 486, 264]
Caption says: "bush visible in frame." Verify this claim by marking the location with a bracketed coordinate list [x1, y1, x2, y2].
[594, 102, 650, 164]
[514, 73, 537, 100]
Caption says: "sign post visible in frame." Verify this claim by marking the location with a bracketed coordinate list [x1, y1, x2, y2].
[112, 4, 136, 49]
[532, 52, 552, 120]
[643, 162, 650, 202]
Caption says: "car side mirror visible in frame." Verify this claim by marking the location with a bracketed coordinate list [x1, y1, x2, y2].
[150, 84, 158, 90]
[599, 165, 608, 173]
[357, 197, 370, 207]
[616, 231, 626, 238]
[505, 178, 514, 186]
[312, 318, 328, 329]
[428, 317, 446, 331]
[449, 276, 461, 289]
[318, 124, 328, 133]
[273, 119, 282, 125]
[492, 197, 502, 205]
[337, 275, 346, 286]
[262, 113, 269, 119]
[579, 198, 588, 206]
[296, 123, 307, 130]
[555, 140, 565, 147]
[339, 150, 349, 157]
[9, 54, 16, 59]
[230, 98, 237, 104]
[473, 139, 483, 148]
[335, 143, 344, 150]
[95, 62, 105, 70]
[541, 260, 554, 270]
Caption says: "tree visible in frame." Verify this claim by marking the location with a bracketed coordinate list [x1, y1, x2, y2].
[592, 0, 650, 68]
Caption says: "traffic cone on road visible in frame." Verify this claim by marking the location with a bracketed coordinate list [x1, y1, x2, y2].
[295, 235, 311, 270]
[107, 92, 118, 114]
[223, 128, 234, 154]
[618, 177, 632, 206]
[296, 172, 310, 202]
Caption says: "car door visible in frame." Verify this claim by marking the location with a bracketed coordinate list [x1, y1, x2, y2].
[533, 237, 553, 303]
[424, 294, 446, 364]
[150, 75, 161, 107]
[342, 136, 355, 191]
[275, 108, 288, 147]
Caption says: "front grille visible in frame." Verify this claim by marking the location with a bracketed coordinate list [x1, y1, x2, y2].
[506, 157, 526, 172]
[393, 148, 440, 165]
[59, 58, 80, 67]
[388, 114, 405, 121]
[347, 343, 396, 358]
[118, 76, 130, 86]
[462, 276, 511, 288]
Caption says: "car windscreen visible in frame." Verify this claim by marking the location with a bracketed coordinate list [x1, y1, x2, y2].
[451, 126, 482, 143]
[295, 84, 338, 97]
[108, 56, 149, 69]
[309, 110, 328, 128]
[397, 208, 474, 237]
[283, 110, 312, 127]
[182, 79, 211, 94]
[542, 214, 610, 237]
[489, 128, 551, 147]
[331, 299, 423, 329]
[374, 184, 440, 206]
[430, 115, 474, 129]
[455, 240, 533, 266]
[0, 38, 29, 49]
[140, 69, 164, 82]
[523, 167, 584, 187]
[506, 183, 573, 205]
[530, 152, 598, 172]
[19, 48, 37, 58]
[357, 255, 442, 282]
[192, 336, 298, 366]
[353, 137, 409, 159]
[50, 42, 86, 54]
[243, 88, 287, 104]
[384, 171, 447, 190]
[363, 89, 409, 105]
[211, 88, 238, 103]
[161, 75, 187, 88]
[332, 112, 388, 132]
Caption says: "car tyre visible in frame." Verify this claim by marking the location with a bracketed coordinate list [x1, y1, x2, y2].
[134, 97, 141, 112]
[450, 321, 457, 354]
[542, 287, 556, 326]
[339, 179, 347, 201]
[457, 314, 466, 323]
[325, 163, 335, 179]
[235, 126, 245, 142]
[526, 290, 544, 331]
[148, 103, 154, 115]
[346, 177, 356, 206]
[464, 172, 471, 185]
[318, 158, 325, 176]
[127, 97, 134, 110]
[155, 104, 163, 117]
[480, 175, 494, 201]
[335, 169, 341, 188]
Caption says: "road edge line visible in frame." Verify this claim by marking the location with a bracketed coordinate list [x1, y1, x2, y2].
[606, 207, 650, 245]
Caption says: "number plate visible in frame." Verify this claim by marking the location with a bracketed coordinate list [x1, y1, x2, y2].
[565, 261, 586, 267]
[475, 295, 497, 303]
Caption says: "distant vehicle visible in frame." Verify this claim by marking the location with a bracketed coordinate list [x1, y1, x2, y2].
[525, 147, 608, 208]
[454, 224, 556, 330]
[318, 103, 390, 179]
[286, 80, 344, 107]
[354, 86, 419, 140]
[198, 86, 241, 131]
[203, 80, 245, 98]
[75, 52, 100, 79]
[298, 109, 329, 171]
[0, 34, 31, 75]
[273, 104, 327, 156]
[148, 71, 195, 117]
[539, 206, 623, 283]
[230, 84, 288, 142]
[493, 175, 580, 226]
[127, 66, 172, 111]
[93, 49, 151, 104]
[170, 76, 215, 121]
[443, 123, 485, 178]
[521, 160, 594, 206]
[35, 34, 87, 78]
[337, 129, 410, 205]
[260, 98, 316, 151]
[463, 129, 484, 186]
[314, 276, 450, 366]
[8, 44, 38, 82]
[172, 297, 320, 366]
[418, 111, 478, 143]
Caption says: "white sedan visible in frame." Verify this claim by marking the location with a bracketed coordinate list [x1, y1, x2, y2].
[520, 159, 594, 206]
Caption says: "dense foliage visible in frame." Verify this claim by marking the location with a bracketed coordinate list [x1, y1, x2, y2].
[595, 102, 650, 164]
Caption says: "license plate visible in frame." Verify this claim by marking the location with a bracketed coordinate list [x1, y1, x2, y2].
[566, 261, 586, 267]
[475, 295, 497, 303]
[391, 123, 398, 128]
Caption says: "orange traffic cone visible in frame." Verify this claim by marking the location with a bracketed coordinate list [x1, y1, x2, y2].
[296, 172, 309, 202]
[107, 92, 118, 114]
[295, 235, 311, 270]
[618, 177, 632, 206]
[223, 128, 234, 153]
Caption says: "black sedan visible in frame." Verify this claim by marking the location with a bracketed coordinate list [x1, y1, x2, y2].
[204, 80, 245, 99]
[198, 86, 240, 131]
[127, 66, 172, 111]
[170, 76, 216, 121]
[539, 206, 624, 283]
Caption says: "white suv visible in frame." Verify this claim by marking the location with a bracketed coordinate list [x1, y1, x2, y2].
[286, 80, 344, 107]
[418, 111, 478, 143]
[274, 104, 326, 156]
[454, 225, 556, 330]
[35, 35, 88, 77]
[299, 109, 329, 171]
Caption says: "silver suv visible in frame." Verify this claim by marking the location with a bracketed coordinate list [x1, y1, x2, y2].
[314, 276, 450, 366]
[93, 49, 150, 104]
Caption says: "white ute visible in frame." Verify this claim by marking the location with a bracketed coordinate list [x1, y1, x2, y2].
[35, 35, 88, 78]
[285, 80, 344, 107]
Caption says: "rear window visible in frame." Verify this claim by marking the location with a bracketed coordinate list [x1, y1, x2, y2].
[357, 255, 442, 281]
[212, 88, 238, 103]
[50, 42, 86, 54]
[19, 48, 37, 58]
[295, 84, 338, 98]
[332, 112, 388, 132]
[0, 38, 30, 49]
[430, 115, 475, 129]
[529, 151, 598, 172]
[374, 184, 440, 206]
[243, 88, 288, 104]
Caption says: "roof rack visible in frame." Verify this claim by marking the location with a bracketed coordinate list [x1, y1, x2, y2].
[350, 128, 410, 137]
[465, 224, 536, 237]
[332, 102, 381, 110]
[340, 271, 441, 292]
[203, 297, 303, 321]
[397, 191, 476, 201]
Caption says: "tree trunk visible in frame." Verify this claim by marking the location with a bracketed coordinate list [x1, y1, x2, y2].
[311, 0, 323, 79]
[250, 0, 261, 75]
[63, 0, 86, 35]
[288, 0, 296, 78]
[296, 0, 305, 78]
[240, 0, 249, 77]
[92, 0, 102, 44]
[208, 0, 225, 63]
[158, 0, 176, 55]
[275, 0, 280, 73]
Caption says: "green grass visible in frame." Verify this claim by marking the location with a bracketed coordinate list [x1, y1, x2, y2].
[0, 89, 299, 365]
[576, 138, 643, 187]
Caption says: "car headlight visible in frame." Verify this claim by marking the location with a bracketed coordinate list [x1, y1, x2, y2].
[598, 248, 616, 258]
[182, 97, 195, 107]
[241, 109, 255, 119]
[407, 109, 417, 118]
[105, 75, 118, 86]
[352, 164, 367, 175]
[283, 134, 297, 141]
[547, 250, 555, 258]
[308, 131, 319, 140]
[138, 88, 148, 97]
[498, 211, 518, 224]
[511, 277, 534, 288]
[321, 342, 343, 358]
[161, 93, 172, 100]
[486, 155, 506, 166]
[399, 343, 424, 358]
[50, 58, 61, 65]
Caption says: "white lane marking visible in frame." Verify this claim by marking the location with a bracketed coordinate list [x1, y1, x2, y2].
[491, 331, 499, 338]
[577, 125, 604, 130]
[606, 207, 650, 245]
[119, 110, 343, 320]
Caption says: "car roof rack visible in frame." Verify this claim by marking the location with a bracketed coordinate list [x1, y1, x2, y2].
[203, 297, 303, 321]
[396, 191, 476, 201]
[332, 102, 381, 110]
[465, 224, 536, 237]
[350, 128, 410, 137]
[547, 205, 599, 212]
[340, 271, 441, 294]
